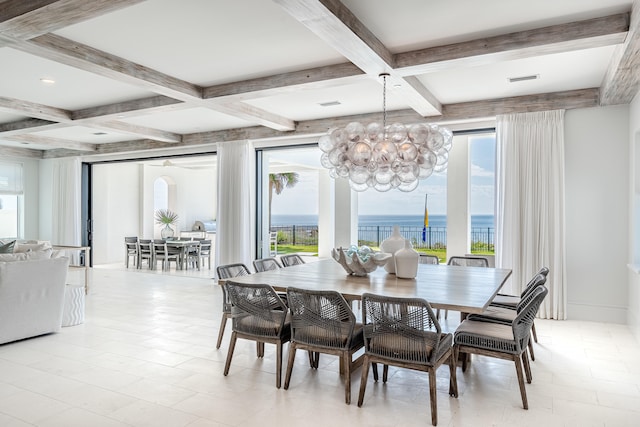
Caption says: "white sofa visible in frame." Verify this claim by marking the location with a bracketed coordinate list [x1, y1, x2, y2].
[0, 255, 70, 344]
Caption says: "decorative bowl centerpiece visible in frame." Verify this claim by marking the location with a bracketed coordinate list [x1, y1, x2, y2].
[331, 245, 392, 277]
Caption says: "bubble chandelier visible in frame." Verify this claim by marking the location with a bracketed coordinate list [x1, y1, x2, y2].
[319, 73, 453, 192]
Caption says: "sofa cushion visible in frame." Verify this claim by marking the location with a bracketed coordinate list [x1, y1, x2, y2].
[0, 248, 52, 262]
[0, 240, 15, 253]
[14, 242, 50, 253]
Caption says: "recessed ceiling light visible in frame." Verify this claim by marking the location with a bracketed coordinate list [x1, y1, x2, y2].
[508, 74, 540, 83]
[319, 101, 341, 107]
[40, 77, 55, 85]
[93, 132, 107, 135]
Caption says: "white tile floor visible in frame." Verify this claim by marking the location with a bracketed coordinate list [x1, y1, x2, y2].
[1, 264, 639, 426]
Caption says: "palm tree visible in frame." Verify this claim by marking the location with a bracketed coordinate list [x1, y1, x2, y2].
[268, 172, 300, 229]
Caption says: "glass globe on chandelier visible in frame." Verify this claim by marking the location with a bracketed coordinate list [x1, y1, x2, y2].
[318, 73, 452, 192]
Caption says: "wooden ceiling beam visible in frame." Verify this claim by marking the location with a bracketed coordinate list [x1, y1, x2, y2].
[0, 96, 71, 122]
[84, 120, 182, 143]
[203, 62, 366, 101]
[601, 1, 640, 105]
[273, 0, 442, 116]
[0, 0, 145, 40]
[0, 95, 182, 143]
[0, 118, 63, 135]
[395, 13, 630, 75]
[7, 134, 97, 151]
[5, 33, 296, 131]
[71, 96, 187, 121]
[0, 145, 43, 159]
[36, 88, 599, 159]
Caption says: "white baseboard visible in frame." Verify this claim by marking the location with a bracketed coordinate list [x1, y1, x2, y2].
[567, 302, 627, 324]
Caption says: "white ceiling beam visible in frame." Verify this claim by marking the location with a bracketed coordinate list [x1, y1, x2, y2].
[0, 0, 145, 39]
[395, 13, 630, 75]
[601, 1, 640, 105]
[273, 0, 442, 116]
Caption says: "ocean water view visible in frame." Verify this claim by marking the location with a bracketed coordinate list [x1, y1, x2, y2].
[272, 214, 495, 229]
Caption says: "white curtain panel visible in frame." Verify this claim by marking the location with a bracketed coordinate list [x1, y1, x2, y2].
[51, 157, 82, 246]
[496, 110, 567, 319]
[215, 140, 254, 271]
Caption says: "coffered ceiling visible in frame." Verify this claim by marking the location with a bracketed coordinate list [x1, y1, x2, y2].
[0, 0, 638, 160]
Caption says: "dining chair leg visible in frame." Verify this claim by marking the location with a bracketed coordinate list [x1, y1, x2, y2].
[284, 344, 297, 390]
[448, 351, 458, 397]
[372, 362, 379, 382]
[514, 355, 529, 409]
[344, 352, 351, 404]
[531, 322, 538, 343]
[276, 342, 283, 389]
[357, 355, 370, 407]
[216, 313, 228, 349]
[223, 332, 238, 376]
[382, 364, 389, 383]
[522, 351, 532, 383]
[527, 338, 535, 361]
[257, 342, 265, 358]
[428, 368, 438, 426]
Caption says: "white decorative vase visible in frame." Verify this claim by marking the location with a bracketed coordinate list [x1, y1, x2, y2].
[394, 239, 419, 279]
[380, 225, 405, 274]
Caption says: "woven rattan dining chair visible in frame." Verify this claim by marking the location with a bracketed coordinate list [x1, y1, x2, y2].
[284, 287, 364, 404]
[467, 273, 547, 361]
[223, 281, 291, 388]
[358, 293, 458, 426]
[491, 267, 550, 345]
[453, 285, 548, 410]
[253, 257, 282, 272]
[280, 254, 305, 267]
[124, 237, 138, 268]
[418, 254, 439, 265]
[439, 256, 490, 320]
[215, 263, 252, 349]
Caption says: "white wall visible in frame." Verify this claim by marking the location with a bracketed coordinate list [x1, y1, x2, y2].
[447, 135, 471, 258]
[91, 161, 217, 265]
[92, 163, 141, 264]
[140, 165, 217, 239]
[565, 105, 630, 323]
[628, 92, 640, 338]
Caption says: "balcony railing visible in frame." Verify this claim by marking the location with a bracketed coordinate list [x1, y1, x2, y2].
[270, 224, 494, 252]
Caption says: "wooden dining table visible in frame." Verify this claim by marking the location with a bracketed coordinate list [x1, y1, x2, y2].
[218, 258, 512, 315]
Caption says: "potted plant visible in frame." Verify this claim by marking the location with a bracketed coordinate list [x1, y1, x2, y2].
[155, 209, 179, 239]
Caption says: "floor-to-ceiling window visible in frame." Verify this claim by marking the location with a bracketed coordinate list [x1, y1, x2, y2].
[257, 146, 321, 258]
[358, 173, 448, 261]
[469, 133, 496, 255]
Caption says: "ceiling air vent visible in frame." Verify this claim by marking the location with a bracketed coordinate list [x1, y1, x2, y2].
[319, 101, 341, 107]
[93, 132, 107, 135]
[508, 74, 539, 83]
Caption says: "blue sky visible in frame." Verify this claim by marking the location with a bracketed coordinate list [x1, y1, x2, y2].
[268, 134, 496, 216]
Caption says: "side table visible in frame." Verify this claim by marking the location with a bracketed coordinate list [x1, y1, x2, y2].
[62, 284, 85, 327]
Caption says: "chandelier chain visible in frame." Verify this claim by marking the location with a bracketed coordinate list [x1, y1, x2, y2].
[382, 74, 387, 130]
